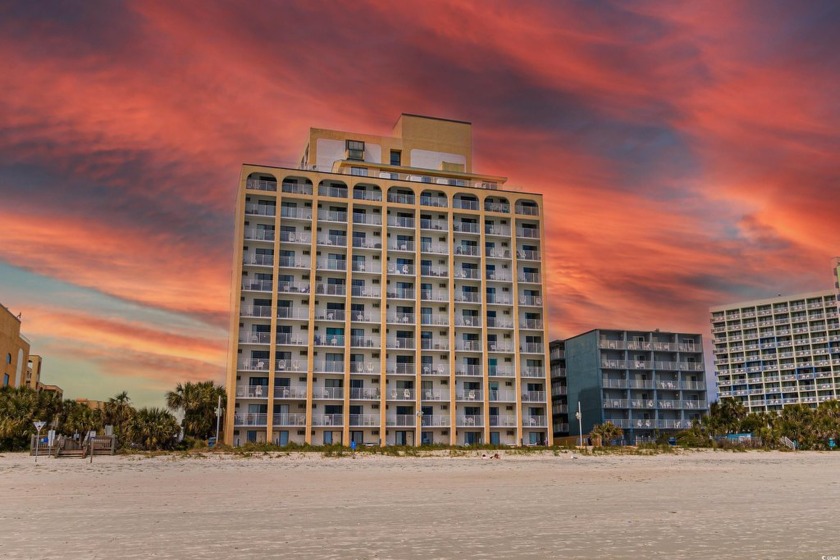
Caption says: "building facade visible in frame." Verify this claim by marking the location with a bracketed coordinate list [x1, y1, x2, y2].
[564, 329, 707, 441]
[224, 114, 552, 447]
[25, 354, 42, 390]
[549, 340, 569, 437]
[1, 302, 30, 389]
[711, 290, 840, 413]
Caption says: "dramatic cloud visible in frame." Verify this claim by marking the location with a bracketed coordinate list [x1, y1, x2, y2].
[1, 0, 838, 405]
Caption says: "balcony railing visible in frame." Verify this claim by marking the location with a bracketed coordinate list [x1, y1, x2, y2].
[240, 304, 272, 318]
[316, 259, 347, 271]
[421, 338, 450, 351]
[317, 210, 348, 223]
[387, 388, 416, 400]
[454, 268, 480, 280]
[519, 272, 541, 283]
[521, 343, 545, 354]
[419, 196, 448, 208]
[242, 279, 273, 292]
[456, 390, 483, 401]
[386, 362, 415, 374]
[420, 313, 449, 325]
[245, 203, 276, 217]
[387, 216, 415, 228]
[273, 413, 306, 426]
[516, 228, 540, 239]
[240, 331, 271, 344]
[350, 336, 380, 348]
[521, 367, 545, 378]
[520, 318, 543, 329]
[388, 241, 415, 252]
[487, 342, 514, 352]
[273, 386, 308, 399]
[246, 179, 277, 191]
[488, 366, 515, 377]
[234, 413, 267, 426]
[280, 207, 313, 220]
[488, 390, 517, 402]
[517, 250, 541, 261]
[519, 296, 542, 306]
[281, 182, 312, 195]
[349, 388, 381, 400]
[312, 414, 344, 426]
[279, 232, 310, 243]
[315, 309, 345, 321]
[523, 415, 547, 427]
[455, 292, 481, 303]
[452, 199, 479, 211]
[352, 286, 381, 298]
[455, 364, 482, 376]
[453, 221, 480, 234]
[275, 359, 307, 372]
[521, 391, 546, 402]
[388, 193, 415, 205]
[420, 243, 449, 255]
[457, 415, 483, 427]
[420, 290, 448, 302]
[313, 362, 345, 373]
[277, 281, 310, 294]
[490, 414, 518, 427]
[388, 263, 415, 275]
[421, 415, 450, 427]
[387, 313, 416, 324]
[419, 218, 448, 230]
[485, 227, 512, 238]
[486, 317, 514, 328]
[238, 359, 269, 372]
[387, 288, 415, 299]
[349, 414, 380, 427]
[386, 415, 417, 427]
[314, 335, 345, 347]
[455, 341, 482, 352]
[236, 385, 268, 398]
[316, 283, 346, 296]
[454, 246, 480, 257]
[276, 333, 307, 346]
[421, 364, 449, 376]
[313, 386, 344, 399]
[243, 254, 274, 267]
[455, 316, 481, 327]
[317, 235, 348, 247]
[277, 257, 308, 269]
[421, 266, 448, 277]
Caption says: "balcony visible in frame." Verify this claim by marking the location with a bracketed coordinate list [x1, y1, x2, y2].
[456, 390, 483, 401]
[455, 364, 482, 376]
[454, 246, 480, 257]
[234, 413, 267, 426]
[387, 287, 415, 299]
[387, 313, 416, 324]
[455, 341, 482, 352]
[519, 272, 541, 284]
[517, 249, 540, 261]
[488, 390, 517, 402]
[455, 292, 481, 304]
[519, 295, 542, 307]
[488, 366, 515, 377]
[387, 216, 415, 228]
[281, 182, 312, 195]
[485, 225, 511, 237]
[246, 179, 277, 192]
[352, 238, 382, 250]
[455, 316, 481, 328]
[419, 218, 448, 230]
[236, 385, 268, 398]
[350, 336, 380, 349]
[521, 390, 546, 402]
[421, 415, 450, 427]
[349, 388, 381, 400]
[420, 289, 448, 302]
[275, 333, 307, 346]
[279, 231, 310, 244]
[351, 286, 381, 298]
[386, 338, 415, 350]
[315, 309, 345, 321]
[238, 358, 269, 372]
[486, 317, 514, 329]
[350, 362, 380, 375]
[240, 304, 272, 318]
[453, 221, 480, 234]
[387, 193, 415, 205]
[421, 338, 450, 351]
[521, 343, 545, 354]
[274, 385, 308, 399]
[273, 413, 306, 426]
[243, 254, 273, 267]
[486, 294, 513, 306]
[313, 386, 345, 399]
[487, 342, 514, 352]
[420, 389, 446, 401]
[490, 414, 516, 428]
[386, 362, 415, 375]
[420, 243, 449, 255]
[388, 263, 416, 277]
[352, 212, 382, 226]
[277, 281, 310, 294]
[420, 265, 448, 278]
[317, 235, 347, 247]
[277, 257, 308, 269]
[313, 361, 345, 374]
[454, 268, 480, 280]
[516, 228, 540, 239]
[523, 416, 547, 428]
[419, 196, 448, 208]
[420, 313, 449, 325]
[312, 414, 344, 427]
[316, 283, 347, 296]
[386, 415, 417, 427]
[387, 388, 416, 400]
[453, 199, 479, 211]
[275, 359, 307, 373]
[316, 259, 347, 272]
[349, 414, 380, 427]
[457, 415, 483, 427]
[313, 335, 344, 347]
[421, 364, 450, 376]
[239, 331, 271, 344]
[318, 210, 348, 223]
[242, 279, 272, 292]
[520, 318, 543, 330]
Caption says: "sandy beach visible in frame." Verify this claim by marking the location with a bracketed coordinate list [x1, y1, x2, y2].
[0, 449, 838, 559]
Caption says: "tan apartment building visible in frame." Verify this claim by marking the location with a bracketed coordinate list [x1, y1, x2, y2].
[25, 354, 42, 389]
[224, 114, 552, 447]
[1, 302, 30, 389]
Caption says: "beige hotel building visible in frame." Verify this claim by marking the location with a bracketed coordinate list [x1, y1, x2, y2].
[224, 114, 552, 447]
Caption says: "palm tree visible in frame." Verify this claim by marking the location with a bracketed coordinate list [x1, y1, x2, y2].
[708, 398, 748, 435]
[166, 381, 226, 440]
[590, 421, 624, 446]
[128, 407, 180, 450]
[103, 391, 136, 444]
[0, 386, 65, 450]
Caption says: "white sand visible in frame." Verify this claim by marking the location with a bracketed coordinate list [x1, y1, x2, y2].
[0, 449, 838, 559]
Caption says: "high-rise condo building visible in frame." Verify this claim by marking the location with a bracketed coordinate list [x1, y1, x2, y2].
[563, 329, 707, 441]
[549, 340, 569, 437]
[224, 114, 552, 447]
[711, 289, 840, 413]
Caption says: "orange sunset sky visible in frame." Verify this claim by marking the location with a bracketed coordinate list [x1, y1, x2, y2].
[2, 1, 839, 407]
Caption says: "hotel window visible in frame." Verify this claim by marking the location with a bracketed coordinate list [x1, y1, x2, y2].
[346, 140, 365, 161]
[390, 150, 401, 166]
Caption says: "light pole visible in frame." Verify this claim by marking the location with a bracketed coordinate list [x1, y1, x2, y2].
[33, 421, 46, 464]
[575, 402, 583, 447]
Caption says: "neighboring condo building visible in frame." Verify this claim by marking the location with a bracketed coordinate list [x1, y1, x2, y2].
[564, 329, 707, 440]
[549, 340, 569, 437]
[711, 289, 840, 413]
[224, 114, 552, 447]
[1, 302, 29, 388]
